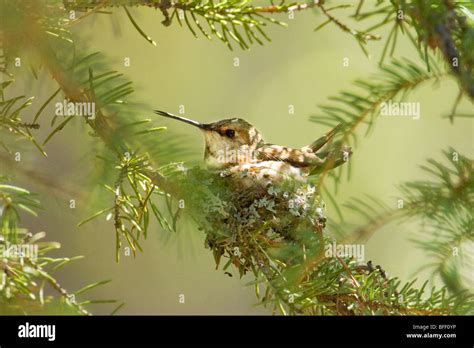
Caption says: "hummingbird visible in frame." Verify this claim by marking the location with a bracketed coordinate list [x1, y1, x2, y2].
[154, 110, 351, 189]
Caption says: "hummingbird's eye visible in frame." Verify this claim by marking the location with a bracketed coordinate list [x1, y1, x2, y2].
[225, 129, 235, 138]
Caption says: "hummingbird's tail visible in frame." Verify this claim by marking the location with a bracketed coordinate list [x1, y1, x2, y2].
[305, 123, 353, 174]
[308, 123, 343, 152]
[309, 144, 352, 175]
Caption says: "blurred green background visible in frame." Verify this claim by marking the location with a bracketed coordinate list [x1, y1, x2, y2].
[5, 3, 473, 314]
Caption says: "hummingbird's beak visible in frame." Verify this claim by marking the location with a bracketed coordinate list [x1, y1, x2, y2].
[154, 110, 212, 130]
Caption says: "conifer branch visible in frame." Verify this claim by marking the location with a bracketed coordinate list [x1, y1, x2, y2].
[329, 148, 473, 299]
[62, 0, 383, 50]
[0, 181, 117, 315]
[353, 0, 474, 100]
[311, 57, 447, 190]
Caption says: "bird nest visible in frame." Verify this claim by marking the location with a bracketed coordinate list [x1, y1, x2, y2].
[174, 166, 328, 277]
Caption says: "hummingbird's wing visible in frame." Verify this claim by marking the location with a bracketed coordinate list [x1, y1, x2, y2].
[256, 145, 323, 167]
[256, 122, 351, 173]
[256, 144, 351, 171]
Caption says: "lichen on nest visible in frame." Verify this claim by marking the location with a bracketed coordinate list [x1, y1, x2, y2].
[173, 166, 328, 276]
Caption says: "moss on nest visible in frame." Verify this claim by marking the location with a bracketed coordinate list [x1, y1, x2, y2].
[174, 166, 327, 277]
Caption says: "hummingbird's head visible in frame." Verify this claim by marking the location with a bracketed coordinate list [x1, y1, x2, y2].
[154, 110, 263, 168]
